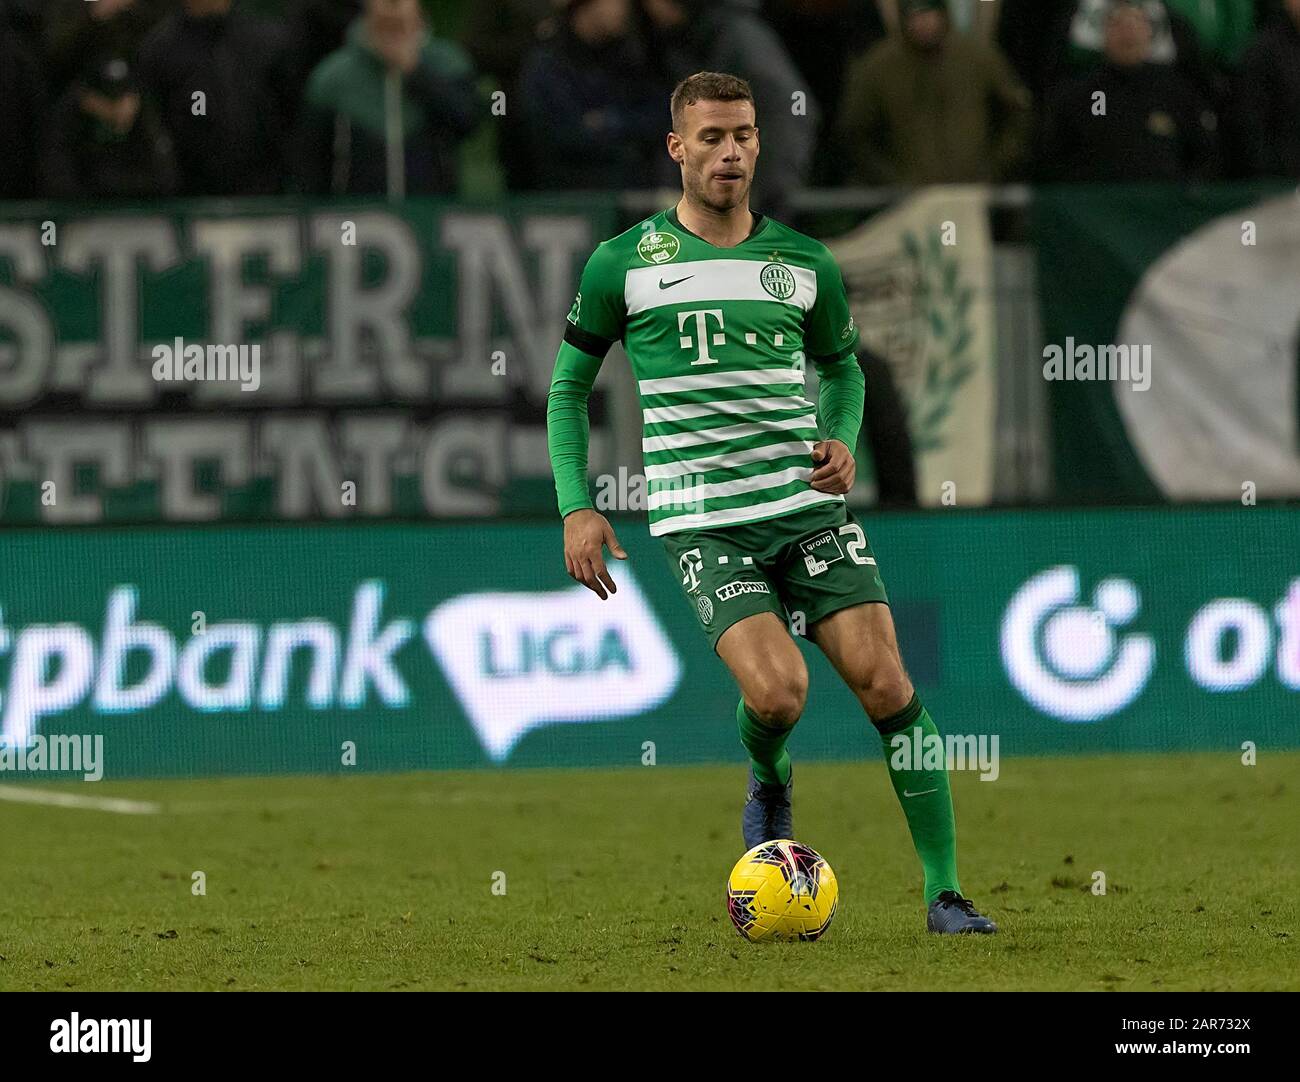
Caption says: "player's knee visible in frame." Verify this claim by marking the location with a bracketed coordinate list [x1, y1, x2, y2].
[747, 670, 807, 730]
[855, 660, 912, 722]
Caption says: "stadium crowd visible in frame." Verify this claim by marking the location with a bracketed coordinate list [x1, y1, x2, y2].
[0, 0, 1297, 203]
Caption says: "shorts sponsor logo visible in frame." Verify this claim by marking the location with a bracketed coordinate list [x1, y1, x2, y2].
[799, 530, 845, 578]
[679, 548, 704, 593]
[716, 580, 771, 602]
[697, 596, 714, 625]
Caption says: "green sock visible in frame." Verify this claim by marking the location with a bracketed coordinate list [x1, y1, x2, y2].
[737, 699, 792, 785]
[874, 694, 961, 904]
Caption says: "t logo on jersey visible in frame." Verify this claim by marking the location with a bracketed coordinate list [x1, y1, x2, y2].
[800, 531, 845, 577]
[679, 548, 704, 593]
[678, 309, 725, 367]
[567, 292, 582, 324]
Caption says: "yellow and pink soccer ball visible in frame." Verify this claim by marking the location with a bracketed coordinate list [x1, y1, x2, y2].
[726, 840, 838, 942]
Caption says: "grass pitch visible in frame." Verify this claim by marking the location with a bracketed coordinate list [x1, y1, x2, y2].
[0, 752, 1295, 991]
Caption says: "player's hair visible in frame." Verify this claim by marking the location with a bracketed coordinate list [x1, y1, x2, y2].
[669, 72, 756, 133]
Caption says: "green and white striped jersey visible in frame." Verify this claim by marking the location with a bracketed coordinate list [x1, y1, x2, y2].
[562, 206, 861, 537]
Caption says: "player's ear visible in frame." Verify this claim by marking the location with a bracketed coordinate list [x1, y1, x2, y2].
[666, 131, 684, 164]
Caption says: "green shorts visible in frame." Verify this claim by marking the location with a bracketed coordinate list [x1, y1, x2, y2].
[660, 500, 890, 652]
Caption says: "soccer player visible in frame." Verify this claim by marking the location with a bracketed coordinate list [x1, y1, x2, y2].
[546, 71, 995, 934]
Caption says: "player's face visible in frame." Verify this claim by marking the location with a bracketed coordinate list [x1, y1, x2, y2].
[671, 99, 759, 214]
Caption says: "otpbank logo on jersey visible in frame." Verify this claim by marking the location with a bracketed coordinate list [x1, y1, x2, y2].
[425, 568, 682, 760]
[637, 230, 681, 265]
[1001, 566, 1300, 721]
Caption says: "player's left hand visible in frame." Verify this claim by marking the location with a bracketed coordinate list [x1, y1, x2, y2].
[809, 439, 855, 495]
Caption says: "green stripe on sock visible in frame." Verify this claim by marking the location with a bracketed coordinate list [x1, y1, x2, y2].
[737, 699, 792, 786]
[878, 696, 961, 903]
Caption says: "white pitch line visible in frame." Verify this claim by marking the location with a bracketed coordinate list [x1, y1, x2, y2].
[0, 787, 160, 815]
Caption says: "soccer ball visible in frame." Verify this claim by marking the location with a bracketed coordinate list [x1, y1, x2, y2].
[725, 840, 838, 943]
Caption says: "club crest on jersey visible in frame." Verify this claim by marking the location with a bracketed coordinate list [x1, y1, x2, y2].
[697, 595, 714, 625]
[637, 230, 681, 265]
[799, 530, 845, 577]
[759, 263, 796, 300]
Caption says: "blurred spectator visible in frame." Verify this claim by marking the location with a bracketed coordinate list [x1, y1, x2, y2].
[1038, 0, 1221, 180]
[461, 0, 559, 191]
[1064, 0, 1181, 65]
[44, 0, 171, 95]
[636, 0, 822, 214]
[837, 0, 1031, 184]
[1233, 0, 1300, 176]
[519, 0, 665, 191]
[0, 3, 45, 199]
[879, 0, 1001, 37]
[297, 0, 486, 197]
[1062, 0, 1222, 102]
[137, 0, 297, 196]
[43, 55, 178, 199]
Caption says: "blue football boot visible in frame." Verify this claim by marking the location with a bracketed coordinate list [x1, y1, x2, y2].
[742, 765, 793, 850]
[927, 890, 998, 934]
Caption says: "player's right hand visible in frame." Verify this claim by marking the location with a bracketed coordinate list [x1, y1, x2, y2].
[562, 509, 627, 600]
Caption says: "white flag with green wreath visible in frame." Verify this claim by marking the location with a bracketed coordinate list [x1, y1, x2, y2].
[828, 186, 998, 507]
